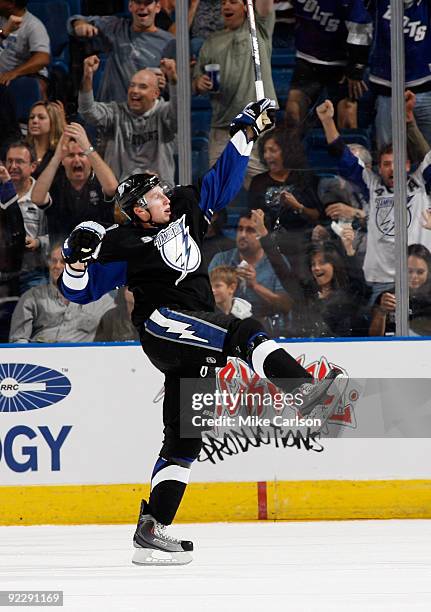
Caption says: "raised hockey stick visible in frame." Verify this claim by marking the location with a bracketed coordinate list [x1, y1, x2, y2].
[246, 0, 265, 100]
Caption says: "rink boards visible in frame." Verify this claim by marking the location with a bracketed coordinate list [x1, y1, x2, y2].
[0, 339, 431, 524]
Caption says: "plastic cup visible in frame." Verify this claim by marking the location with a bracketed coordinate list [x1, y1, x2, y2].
[204, 63, 221, 93]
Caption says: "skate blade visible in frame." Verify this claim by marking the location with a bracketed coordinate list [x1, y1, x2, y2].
[132, 547, 193, 566]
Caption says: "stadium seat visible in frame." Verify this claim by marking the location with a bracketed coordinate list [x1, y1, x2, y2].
[191, 95, 212, 111]
[306, 127, 371, 152]
[272, 67, 293, 106]
[28, 1, 71, 72]
[66, 0, 81, 13]
[274, 108, 285, 125]
[29, 0, 81, 11]
[304, 127, 372, 173]
[191, 135, 209, 183]
[223, 188, 250, 239]
[305, 129, 339, 173]
[339, 128, 372, 150]
[271, 48, 296, 68]
[191, 110, 212, 137]
[9, 77, 43, 122]
[305, 151, 338, 174]
[226, 210, 240, 233]
[316, 171, 338, 181]
[92, 54, 107, 99]
[226, 187, 249, 221]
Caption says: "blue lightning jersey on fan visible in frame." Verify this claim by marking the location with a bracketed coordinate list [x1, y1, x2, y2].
[330, 137, 431, 282]
[292, 0, 372, 65]
[369, 1, 431, 91]
[59, 131, 253, 327]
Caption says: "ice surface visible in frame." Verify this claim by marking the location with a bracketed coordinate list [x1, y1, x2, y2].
[0, 520, 430, 611]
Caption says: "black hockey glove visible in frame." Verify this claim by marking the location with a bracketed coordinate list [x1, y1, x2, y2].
[229, 98, 276, 141]
[62, 221, 106, 264]
[345, 63, 366, 82]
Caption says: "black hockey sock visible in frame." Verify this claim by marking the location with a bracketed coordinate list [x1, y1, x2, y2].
[250, 338, 312, 393]
[147, 457, 192, 525]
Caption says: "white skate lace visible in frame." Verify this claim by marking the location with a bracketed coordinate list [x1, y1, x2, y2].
[154, 523, 181, 544]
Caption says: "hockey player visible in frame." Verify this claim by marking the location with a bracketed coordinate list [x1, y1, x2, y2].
[59, 99, 344, 566]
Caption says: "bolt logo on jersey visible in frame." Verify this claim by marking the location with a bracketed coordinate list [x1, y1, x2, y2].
[154, 214, 201, 285]
[375, 194, 413, 237]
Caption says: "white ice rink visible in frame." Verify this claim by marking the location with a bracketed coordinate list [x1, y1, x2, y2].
[0, 520, 430, 612]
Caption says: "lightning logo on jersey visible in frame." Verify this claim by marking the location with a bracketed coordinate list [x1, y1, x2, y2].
[375, 194, 414, 237]
[154, 214, 201, 285]
[144, 307, 227, 351]
[149, 309, 209, 344]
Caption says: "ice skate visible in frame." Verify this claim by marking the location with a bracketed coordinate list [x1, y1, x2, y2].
[297, 368, 347, 431]
[132, 501, 193, 566]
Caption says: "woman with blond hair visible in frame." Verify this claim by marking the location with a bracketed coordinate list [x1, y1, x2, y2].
[26, 100, 66, 178]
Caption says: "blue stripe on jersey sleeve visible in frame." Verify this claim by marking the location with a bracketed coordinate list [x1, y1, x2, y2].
[59, 260, 128, 304]
[198, 131, 251, 222]
[0, 180, 18, 208]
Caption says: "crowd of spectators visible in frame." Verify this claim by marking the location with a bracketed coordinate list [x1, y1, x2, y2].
[1, 0, 431, 344]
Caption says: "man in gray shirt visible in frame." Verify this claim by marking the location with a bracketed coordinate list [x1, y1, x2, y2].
[78, 54, 177, 183]
[0, 0, 50, 85]
[192, 0, 277, 187]
[9, 243, 114, 343]
[68, 0, 175, 102]
[5, 142, 49, 294]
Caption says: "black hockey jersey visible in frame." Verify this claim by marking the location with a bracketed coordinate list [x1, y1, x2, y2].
[59, 131, 253, 327]
[292, 0, 372, 66]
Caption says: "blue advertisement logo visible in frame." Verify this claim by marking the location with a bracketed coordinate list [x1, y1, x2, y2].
[0, 364, 71, 412]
